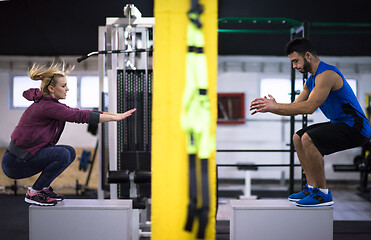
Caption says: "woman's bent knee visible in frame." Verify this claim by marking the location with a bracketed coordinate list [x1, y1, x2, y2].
[58, 145, 76, 163]
[1, 153, 14, 179]
[55, 148, 74, 167]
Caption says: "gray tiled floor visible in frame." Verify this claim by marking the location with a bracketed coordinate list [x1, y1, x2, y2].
[332, 188, 371, 221]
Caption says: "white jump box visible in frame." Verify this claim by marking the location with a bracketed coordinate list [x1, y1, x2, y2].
[230, 199, 333, 240]
[29, 199, 132, 240]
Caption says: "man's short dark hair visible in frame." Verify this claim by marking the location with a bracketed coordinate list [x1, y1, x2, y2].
[285, 38, 317, 56]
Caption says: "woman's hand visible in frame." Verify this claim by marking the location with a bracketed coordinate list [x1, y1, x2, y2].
[112, 108, 137, 121]
[99, 108, 137, 123]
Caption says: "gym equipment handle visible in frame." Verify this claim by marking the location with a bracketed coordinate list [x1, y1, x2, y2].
[107, 170, 151, 184]
[77, 48, 153, 63]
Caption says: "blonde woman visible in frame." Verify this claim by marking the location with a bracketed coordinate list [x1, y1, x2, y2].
[1, 63, 136, 206]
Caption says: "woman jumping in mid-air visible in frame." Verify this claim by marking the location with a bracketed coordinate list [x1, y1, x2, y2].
[2, 62, 136, 206]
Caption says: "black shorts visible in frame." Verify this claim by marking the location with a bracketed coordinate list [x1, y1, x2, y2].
[296, 122, 370, 156]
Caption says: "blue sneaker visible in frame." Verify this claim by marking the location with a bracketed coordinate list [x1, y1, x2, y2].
[296, 187, 334, 207]
[288, 184, 311, 202]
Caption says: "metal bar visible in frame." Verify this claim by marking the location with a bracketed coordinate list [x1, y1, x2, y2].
[116, 24, 125, 179]
[218, 17, 303, 27]
[122, 35, 128, 152]
[289, 30, 297, 195]
[77, 49, 153, 63]
[218, 18, 371, 28]
[100, 92, 109, 193]
[144, 28, 149, 151]
[217, 164, 301, 167]
[301, 22, 310, 190]
[216, 165, 219, 217]
[106, 17, 155, 27]
[293, 26, 304, 35]
[107, 25, 119, 199]
[218, 29, 291, 34]
[218, 29, 371, 35]
[217, 149, 292, 152]
[106, 25, 112, 70]
[289, 90, 296, 195]
[97, 26, 106, 199]
[85, 141, 99, 186]
[310, 30, 371, 34]
[311, 22, 371, 27]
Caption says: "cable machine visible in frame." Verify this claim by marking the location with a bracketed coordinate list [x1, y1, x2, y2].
[93, 5, 154, 239]
[95, 5, 154, 202]
[74, 7, 156, 229]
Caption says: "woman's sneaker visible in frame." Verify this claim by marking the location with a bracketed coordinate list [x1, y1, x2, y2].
[296, 187, 334, 207]
[43, 186, 64, 201]
[25, 188, 57, 206]
[288, 184, 311, 202]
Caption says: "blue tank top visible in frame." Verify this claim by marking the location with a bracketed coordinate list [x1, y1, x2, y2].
[306, 61, 371, 138]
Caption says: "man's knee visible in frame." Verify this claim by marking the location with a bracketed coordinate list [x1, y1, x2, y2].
[301, 133, 314, 147]
[293, 133, 302, 147]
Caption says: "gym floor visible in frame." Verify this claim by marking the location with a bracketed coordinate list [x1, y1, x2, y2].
[1, 183, 370, 240]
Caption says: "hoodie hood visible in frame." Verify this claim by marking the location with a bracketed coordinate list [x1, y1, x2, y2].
[23, 88, 56, 102]
[23, 88, 43, 102]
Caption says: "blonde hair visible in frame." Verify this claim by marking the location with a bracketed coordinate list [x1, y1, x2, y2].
[28, 62, 75, 95]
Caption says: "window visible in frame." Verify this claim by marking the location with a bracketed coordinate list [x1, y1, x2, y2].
[260, 78, 358, 103]
[10, 76, 108, 109]
[12, 76, 78, 108]
[260, 78, 304, 103]
[80, 76, 108, 109]
[347, 79, 357, 96]
[217, 93, 245, 124]
[80, 76, 99, 108]
[12, 76, 40, 108]
[11, 75, 108, 109]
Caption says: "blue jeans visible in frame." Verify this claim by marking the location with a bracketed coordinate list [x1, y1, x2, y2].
[1, 145, 76, 190]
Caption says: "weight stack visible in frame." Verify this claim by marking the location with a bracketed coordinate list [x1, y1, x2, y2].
[117, 69, 153, 199]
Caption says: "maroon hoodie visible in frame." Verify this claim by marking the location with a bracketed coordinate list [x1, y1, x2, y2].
[8, 88, 100, 159]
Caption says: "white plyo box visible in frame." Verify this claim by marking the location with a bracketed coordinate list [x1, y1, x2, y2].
[29, 199, 132, 240]
[230, 199, 333, 240]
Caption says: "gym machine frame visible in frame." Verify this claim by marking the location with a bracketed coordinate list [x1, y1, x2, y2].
[96, 6, 154, 200]
[94, 5, 154, 239]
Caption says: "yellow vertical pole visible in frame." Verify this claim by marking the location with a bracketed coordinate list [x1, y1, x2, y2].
[152, 0, 217, 240]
